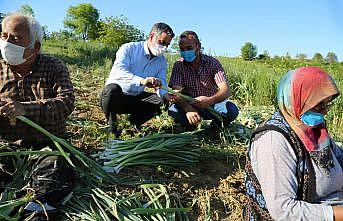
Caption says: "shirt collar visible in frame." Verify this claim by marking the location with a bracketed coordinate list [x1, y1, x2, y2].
[143, 41, 151, 57]
[4, 54, 41, 78]
[32, 54, 42, 71]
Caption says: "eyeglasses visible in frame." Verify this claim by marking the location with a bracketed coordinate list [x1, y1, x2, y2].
[157, 40, 169, 47]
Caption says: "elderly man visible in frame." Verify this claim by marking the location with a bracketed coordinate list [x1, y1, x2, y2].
[99, 22, 174, 134]
[168, 31, 239, 130]
[0, 13, 74, 219]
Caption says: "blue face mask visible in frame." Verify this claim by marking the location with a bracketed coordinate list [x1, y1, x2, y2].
[180, 49, 196, 62]
[300, 111, 325, 126]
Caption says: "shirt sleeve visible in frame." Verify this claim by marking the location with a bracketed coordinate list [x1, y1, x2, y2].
[250, 130, 334, 221]
[169, 61, 183, 88]
[110, 44, 144, 93]
[21, 59, 74, 124]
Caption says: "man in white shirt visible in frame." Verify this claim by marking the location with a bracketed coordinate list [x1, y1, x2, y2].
[100, 22, 174, 134]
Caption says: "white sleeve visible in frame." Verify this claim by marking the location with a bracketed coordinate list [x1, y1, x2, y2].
[250, 130, 333, 221]
[109, 44, 144, 93]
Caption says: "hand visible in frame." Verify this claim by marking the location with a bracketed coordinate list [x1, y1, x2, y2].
[164, 93, 182, 103]
[191, 96, 212, 108]
[0, 101, 26, 118]
[333, 206, 343, 221]
[186, 110, 202, 125]
[140, 77, 162, 89]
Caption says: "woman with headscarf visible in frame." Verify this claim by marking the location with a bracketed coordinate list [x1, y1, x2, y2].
[244, 67, 343, 220]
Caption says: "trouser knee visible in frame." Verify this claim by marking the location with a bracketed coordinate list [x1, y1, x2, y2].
[99, 83, 122, 117]
[225, 102, 239, 122]
[30, 156, 75, 206]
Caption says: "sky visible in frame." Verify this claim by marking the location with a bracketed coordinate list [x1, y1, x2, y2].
[1, 0, 343, 60]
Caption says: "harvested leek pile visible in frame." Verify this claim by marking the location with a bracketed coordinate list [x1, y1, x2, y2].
[93, 133, 201, 173]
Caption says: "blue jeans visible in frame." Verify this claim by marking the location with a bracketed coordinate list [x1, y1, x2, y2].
[168, 100, 239, 130]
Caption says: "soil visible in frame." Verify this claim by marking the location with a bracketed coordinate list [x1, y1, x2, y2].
[68, 95, 249, 220]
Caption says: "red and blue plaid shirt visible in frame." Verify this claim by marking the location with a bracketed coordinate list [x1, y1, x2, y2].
[169, 54, 227, 98]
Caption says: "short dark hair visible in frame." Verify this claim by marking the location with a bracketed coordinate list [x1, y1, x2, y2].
[149, 22, 175, 38]
[179, 30, 201, 47]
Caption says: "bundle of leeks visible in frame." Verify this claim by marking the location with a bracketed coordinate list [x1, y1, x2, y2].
[93, 133, 201, 173]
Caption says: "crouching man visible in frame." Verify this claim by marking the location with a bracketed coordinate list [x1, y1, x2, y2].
[168, 31, 239, 130]
[99, 22, 174, 135]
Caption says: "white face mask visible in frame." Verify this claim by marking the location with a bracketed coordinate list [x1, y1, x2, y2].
[150, 41, 167, 57]
[0, 39, 32, 65]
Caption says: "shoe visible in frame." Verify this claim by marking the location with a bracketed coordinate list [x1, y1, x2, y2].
[21, 202, 61, 221]
[21, 210, 61, 221]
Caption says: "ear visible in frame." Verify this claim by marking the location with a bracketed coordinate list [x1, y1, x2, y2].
[196, 42, 201, 53]
[148, 32, 155, 41]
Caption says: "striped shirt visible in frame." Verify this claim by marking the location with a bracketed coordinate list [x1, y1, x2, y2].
[0, 54, 74, 145]
[169, 54, 227, 98]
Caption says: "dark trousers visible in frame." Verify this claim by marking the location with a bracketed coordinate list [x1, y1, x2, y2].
[0, 142, 74, 207]
[99, 83, 163, 134]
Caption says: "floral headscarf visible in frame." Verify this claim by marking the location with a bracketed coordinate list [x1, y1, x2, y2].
[277, 67, 340, 152]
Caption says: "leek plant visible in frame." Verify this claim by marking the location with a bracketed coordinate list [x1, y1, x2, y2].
[0, 192, 34, 220]
[93, 133, 201, 173]
[16, 116, 119, 184]
[62, 184, 191, 221]
[161, 86, 223, 122]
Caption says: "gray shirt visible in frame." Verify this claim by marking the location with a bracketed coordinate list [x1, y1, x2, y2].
[250, 130, 343, 221]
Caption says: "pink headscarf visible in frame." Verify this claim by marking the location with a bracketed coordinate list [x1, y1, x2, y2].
[277, 67, 340, 151]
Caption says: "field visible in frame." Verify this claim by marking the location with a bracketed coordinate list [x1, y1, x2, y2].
[2, 39, 342, 220]
[45, 39, 343, 220]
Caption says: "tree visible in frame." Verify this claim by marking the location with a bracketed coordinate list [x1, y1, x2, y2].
[170, 36, 180, 52]
[312, 53, 323, 63]
[42, 25, 49, 40]
[296, 53, 307, 61]
[97, 16, 144, 48]
[326, 52, 338, 64]
[241, 42, 257, 60]
[284, 52, 291, 60]
[64, 3, 99, 40]
[17, 4, 34, 17]
[257, 50, 270, 60]
[50, 30, 74, 40]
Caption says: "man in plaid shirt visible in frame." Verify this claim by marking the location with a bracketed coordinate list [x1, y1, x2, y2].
[0, 13, 74, 219]
[168, 31, 238, 130]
